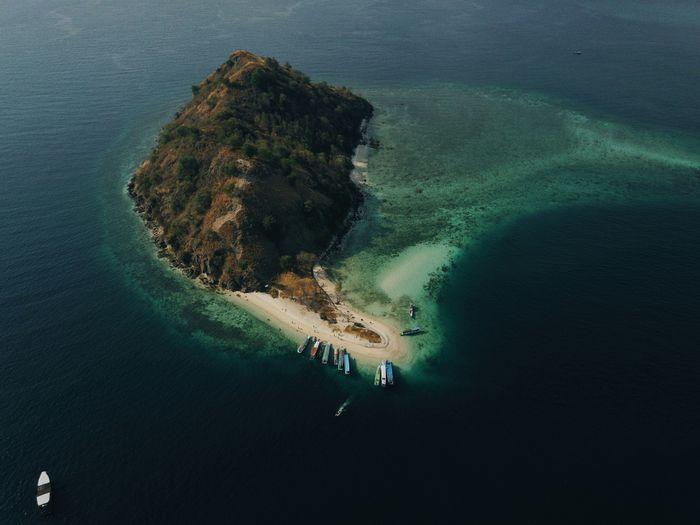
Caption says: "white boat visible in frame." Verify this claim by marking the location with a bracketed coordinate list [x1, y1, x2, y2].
[380, 361, 387, 387]
[36, 471, 51, 511]
[297, 336, 312, 354]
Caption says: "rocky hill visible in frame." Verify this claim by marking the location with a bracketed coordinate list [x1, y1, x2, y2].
[130, 50, 373, 292]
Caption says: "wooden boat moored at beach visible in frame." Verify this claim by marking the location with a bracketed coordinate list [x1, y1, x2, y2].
[297, 336, 312, 354]
[310, 339, 322, 359]
[333, 346, 339, 366]
[380, 361, 387, 387]
[400, 327, 424, 336]
[36, 471, 51, 513]
[338, 347, 345, 371]
[374, 364, 381, 386]
[322, 343, 331, 364]
[386, 360, 395, 386]
[344, 352, 351, 375]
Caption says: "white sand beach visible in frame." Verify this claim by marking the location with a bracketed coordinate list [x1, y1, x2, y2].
[222, 282, 410, 366]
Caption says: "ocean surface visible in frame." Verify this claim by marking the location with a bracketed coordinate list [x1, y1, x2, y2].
[2, 0, 700, 522]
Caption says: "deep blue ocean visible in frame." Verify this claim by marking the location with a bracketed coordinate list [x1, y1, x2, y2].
[2, 1, 700, 522]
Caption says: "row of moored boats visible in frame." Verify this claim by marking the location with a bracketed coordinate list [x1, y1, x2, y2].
[296, 337, 400, 387]
[374, 360, 395, 388]
[297, 336, 351, 375]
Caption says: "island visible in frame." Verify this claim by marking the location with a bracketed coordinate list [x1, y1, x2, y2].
[129, 51, 407, 364]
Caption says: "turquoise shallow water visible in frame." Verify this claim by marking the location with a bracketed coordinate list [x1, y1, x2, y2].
[2, 0, 700, 521]
[331, 85, 700, 363]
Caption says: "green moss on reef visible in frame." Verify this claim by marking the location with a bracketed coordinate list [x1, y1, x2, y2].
[129, 50, 373, 291]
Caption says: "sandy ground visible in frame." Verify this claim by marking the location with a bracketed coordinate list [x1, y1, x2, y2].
[223, 287, 409, 365]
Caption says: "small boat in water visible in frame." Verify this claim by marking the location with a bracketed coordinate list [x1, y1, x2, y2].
[338, 347, 345, 371]
[297, 336, 312, 354]
[409, 303, 416, 319]
[344, 352, 351, 375]
[386, 361, 395, 386]
[333, 346, 339, 366]
[374, 364, 381, 386]
[335, 397, 352, 417]
[310, 339, 322, 359]
[380, 361, 387, 387]
[36, 471, 51, 513]
[322, 343, 331, 365]
[400, 327, 424, 336]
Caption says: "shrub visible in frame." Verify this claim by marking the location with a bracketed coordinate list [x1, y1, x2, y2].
[250, 69, 271, 90]
[262, 215, 277, 232]
[279, 255, 294, 271]
[176, 126, 200, 139]
[242, 142, 257, 157]
[194, 191, 211, 213]
[224, 181, 241, 197]
[179, 155, 199, 178]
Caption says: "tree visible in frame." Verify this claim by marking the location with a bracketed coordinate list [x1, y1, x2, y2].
[194, 191, 211, 213]
[262, 215, 277, 232]
[179, 156, 199, 179]
[250, 69, 270, 90]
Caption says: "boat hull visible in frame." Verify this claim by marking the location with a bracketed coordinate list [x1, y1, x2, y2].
[36, 471, 51, 513]
[386, 361, 395, 386]
[310, 340, 321, 359]
[338, 348, 345, 371]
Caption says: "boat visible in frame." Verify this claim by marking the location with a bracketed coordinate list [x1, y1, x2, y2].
[400, 327, 424, 336]
[36, 471, 51, 512]
[337, 347, 345, 371]
[333, 346, 339, 366]
[573, 50, 582, 55]
[322, 343, 331, 365]
[297, 336, 312, 354]
[344, 352, 351, 375]
[310, 339, 322, 359]
[374, 364, 381, 386]
[409, 303, 416, 319]
[386, 361, 395, 386]
[380, 361, 387, 387]
[335, 397, 352, 417]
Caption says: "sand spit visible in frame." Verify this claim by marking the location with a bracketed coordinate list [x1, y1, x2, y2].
[222, 287, 409, 365]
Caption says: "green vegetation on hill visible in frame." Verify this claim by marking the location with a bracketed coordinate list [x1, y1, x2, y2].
[130, 50, 373, 291]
